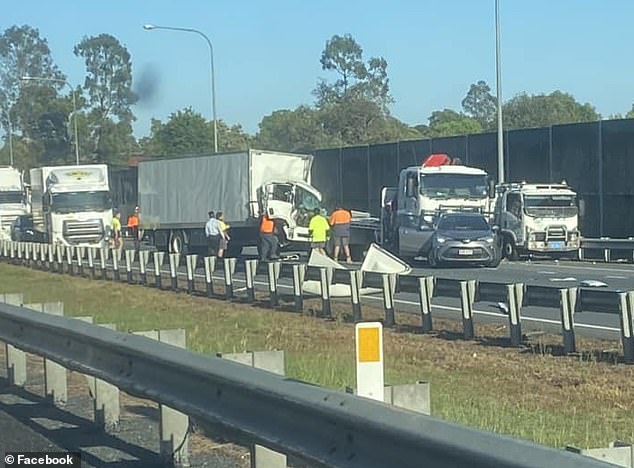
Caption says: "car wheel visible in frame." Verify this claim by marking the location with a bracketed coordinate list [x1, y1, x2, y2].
[488, 251, 502, 267]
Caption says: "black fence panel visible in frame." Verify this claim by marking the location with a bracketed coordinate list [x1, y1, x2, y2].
[578, 194, 601, 238]
[466, 132, 498, 179]
[551, 122, 600, 194]
[340, 146, 370, 212]
[312, 148, 341, 211]
[369, 143, 398, 216]
[397, 139, 430, 170]
[603, 195, 634, 238]
[506, 127, 550, 183]
[601, 119, 634, 195]
[430, 136, 468, 162]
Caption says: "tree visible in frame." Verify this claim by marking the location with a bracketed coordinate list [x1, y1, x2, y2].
[0, 25, 65, 135]
[626, 105, 634, 119]
[462, 80, 497, 129]
[502, 91, 599, 129]
[427, 109, 482, 137]
[256, 106, 333, 152]
[74, 33, 137, 162]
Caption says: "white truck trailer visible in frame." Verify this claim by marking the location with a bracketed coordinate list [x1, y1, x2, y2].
[30, 164, 112, 247]
[138, 149, 323, 255]
[0, 166, 28, 240]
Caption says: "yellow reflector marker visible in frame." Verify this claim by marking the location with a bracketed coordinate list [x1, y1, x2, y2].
[358, 327, 380, 362]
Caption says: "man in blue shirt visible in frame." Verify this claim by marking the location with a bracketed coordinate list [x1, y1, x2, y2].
[205, 211, 221, 256]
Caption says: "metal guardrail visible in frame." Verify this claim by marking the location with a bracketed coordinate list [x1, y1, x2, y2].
[580, 237, 634, 262]
[0, 302, 616, 468]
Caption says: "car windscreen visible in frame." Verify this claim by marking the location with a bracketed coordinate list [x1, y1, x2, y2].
[438, 215, 489, 231]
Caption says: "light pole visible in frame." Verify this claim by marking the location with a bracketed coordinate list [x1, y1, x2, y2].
[143, 24, 218, 153]
[495, 0, 505, 183]
[22, 76, 80, 165]
[1, 108, 14, 166]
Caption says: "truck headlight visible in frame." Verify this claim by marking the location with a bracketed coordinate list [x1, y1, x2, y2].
[483, 236, 495, 243]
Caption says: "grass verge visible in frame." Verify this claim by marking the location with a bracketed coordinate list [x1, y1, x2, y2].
[1, 263, 633, 449]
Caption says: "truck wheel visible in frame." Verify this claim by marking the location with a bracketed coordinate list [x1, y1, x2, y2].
[169, 231, 188, 255]
[502, 238, 519, 261]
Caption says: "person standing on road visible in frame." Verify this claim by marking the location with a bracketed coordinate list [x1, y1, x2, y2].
[329, 205, 352, 263]
[216, 211, 231, 258]
[127, 206, 140, 250]
[309, 208, 330, 256]
[259, 212, 279, 262]
[111, 211, 122, 250]
[205, 211, 221, 257]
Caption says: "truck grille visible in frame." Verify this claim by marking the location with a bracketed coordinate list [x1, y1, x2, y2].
[63, 220, 104, 245]
[0, 214, 18, 231]
[546, 226, 566, 241]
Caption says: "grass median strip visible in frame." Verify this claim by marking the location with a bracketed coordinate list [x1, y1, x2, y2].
[1, 263, 632, 450]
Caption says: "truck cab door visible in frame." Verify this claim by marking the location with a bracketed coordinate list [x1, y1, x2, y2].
[380, 187, 398, 246]
[261, 183, 294, 223]
[502, 192, 523, 243]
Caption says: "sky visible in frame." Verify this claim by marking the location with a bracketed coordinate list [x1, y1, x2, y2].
[4, 0, 634, 138]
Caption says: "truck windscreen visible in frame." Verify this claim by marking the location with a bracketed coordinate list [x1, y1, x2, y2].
[51, 191, 111, 213]
[524, 195, 577, 217]
[295, 185, 322, 227]
[0, 191, 23, 204]
[420, 174, 488, 199]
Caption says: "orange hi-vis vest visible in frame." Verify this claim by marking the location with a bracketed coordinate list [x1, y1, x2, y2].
[127, 214, 139, 228]
[260, 216, 275, 234]
[330, 209, 352, 225]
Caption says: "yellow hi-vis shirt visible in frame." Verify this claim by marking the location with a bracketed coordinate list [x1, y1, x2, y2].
[309, 215, 329, 242]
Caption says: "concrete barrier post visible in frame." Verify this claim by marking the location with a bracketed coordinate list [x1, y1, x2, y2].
[65, 246, 74, 275]
[76, 247, 85, 276]
[460, 280, 477, 340]
[9, 241, 16, 262]
[87, 247, 96, 278]
[0, 240, 6, 259]
[203, 256, 215, 297]
[267, 261, 281, 307]
[38, 244, 46, 268]
[292, 263, 306, 312]
[99, 247, 109, 280]
[112, 248, 121, 281]
[54, 245, 63, 274]
[26, 303, 67, 406]
[245, 259, 258, 303]
[319, 267, 332, 319]
[153, 251, 165, 288]
[3, 293, 26, 386]
[185, 254, 198, 293]
[507, 283, 524, 347]
[24, 242, 31, 266]
[223, 257, 236, 299]
[95, 323, 120, 432]
[621, 292, 634, 364]
[349, 270, 363, 322]
[169, 253, 180, 290]
[559, 287, 577, 354]
[382, 273, 397, 327]
[418, 276, 435, 332]
[221, 351, 286, 468]
[158, 329, 190, 467]
[46, 244, 54, 271]
[384, 381, 431, 416]
[139, 250, 150, 285]
[124, 249, 136, 284]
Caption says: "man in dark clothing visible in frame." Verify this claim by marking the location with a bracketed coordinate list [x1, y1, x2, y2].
[259, 213, 279, 262]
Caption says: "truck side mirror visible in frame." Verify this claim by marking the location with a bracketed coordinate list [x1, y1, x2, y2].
[578, 199, 585, 218]
[487, 177, 496, 198]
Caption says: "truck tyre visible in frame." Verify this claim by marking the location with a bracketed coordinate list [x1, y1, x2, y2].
[502, 237, 519, 261]
[169, 230, 188, 255]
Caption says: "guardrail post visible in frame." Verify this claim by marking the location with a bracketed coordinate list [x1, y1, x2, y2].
[159, 329, 190, 467]
[291, 263, 306, 312]
[559, 287, 577, 354]
[139, 250, 150, 285]
[245, 259, 258, 303]
[99, 247, 109, 280]
[418, 276, 435, 332]
[349, 270, 363, 322]
[169, 253, 180, 290]
[268, 261, 281, 307]
[185, 254, 198, 293]
[0, 240, 6, 259]
[26, 302, 67, 406]
[24, 242, 30, 266]
[76, 246, 85, 276]
[65, 246, 74, 275]
[153, 251, 165, 289]
[55, 245, 63, 274]
[46, 244, 54, 271]
[94, 323, 120, 432]
[2, 293, 26, 386]
[37, 244, 45, 269]
[621, 292, 634, 364]
[506, 283, 524, 347]
[87, 247, 96, 278]
[9, 241, 16, 263]
[224, 257, 236, 299]
[112, 248, 121, 281]
[460, 280, 477, 339]
[319, 267, 332, 319]
[221, 351, 287, 468]
[203, 256, 215, 297]
[382, 273, 397, 327]
[16, 242, 22, 263]
[124, 249, 136, 283]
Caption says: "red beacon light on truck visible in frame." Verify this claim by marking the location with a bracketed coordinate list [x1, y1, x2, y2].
[421, 153, 463, 167]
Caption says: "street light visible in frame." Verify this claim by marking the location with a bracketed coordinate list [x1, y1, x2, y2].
[21, 76, 80, 165]
[143, 23, 218, 153]
[1, 108, 14, 166]
[495, 0, 505, 183]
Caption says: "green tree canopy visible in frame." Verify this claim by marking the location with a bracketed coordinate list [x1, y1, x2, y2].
[426, 109, 482, 137]
[502, 91, 600, 129]
[462, 80, 497, 130]
[626, 105, 634, 119]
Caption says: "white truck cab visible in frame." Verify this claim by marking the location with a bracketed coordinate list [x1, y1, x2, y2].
[30, 165, 112, 247]
[0, 167, 28, 241]
[493, 182, 580, 259]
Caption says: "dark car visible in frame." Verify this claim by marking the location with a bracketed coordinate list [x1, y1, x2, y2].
[11, 215, 42, 242]
[428, 212, 501, 267]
